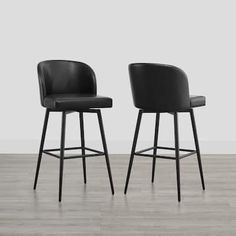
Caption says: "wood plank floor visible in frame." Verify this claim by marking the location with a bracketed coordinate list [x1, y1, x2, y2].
[0, 154, 235, 235]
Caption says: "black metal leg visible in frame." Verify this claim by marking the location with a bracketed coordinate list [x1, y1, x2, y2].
[59, 112, 66, 202]
[190, 109, 205, 190]
[152, 113, 160, 183]
[124, 110, 143, 194]
[33, 109, 50, 189]
[97, 110, 114, 194]
[79, 112, 86, 184]
[174, 112, 181, 202]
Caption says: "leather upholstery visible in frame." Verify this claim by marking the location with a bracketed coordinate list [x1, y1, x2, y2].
[38, 60, 112, 110]
[190, 95, 206, 108]
[43, 94, 112, 110]
[129, 63, 205, 112]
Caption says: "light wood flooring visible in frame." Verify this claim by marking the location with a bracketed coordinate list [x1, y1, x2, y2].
[0, 154, 235, 235]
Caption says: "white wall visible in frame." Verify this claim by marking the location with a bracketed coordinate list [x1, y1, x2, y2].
[0, 0, 235, 154]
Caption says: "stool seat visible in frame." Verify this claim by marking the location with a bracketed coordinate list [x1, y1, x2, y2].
[43, 94, 112, 110]
[190, 95, 206, 108]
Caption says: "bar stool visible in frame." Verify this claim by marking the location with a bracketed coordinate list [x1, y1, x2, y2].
[33, 60, 114, 201]
[124, 63, 205, 202]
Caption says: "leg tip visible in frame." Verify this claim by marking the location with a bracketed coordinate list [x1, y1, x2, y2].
[111, 188, 115, 195]
[202, 183, 205, 190]
[178, 195, 181, 202]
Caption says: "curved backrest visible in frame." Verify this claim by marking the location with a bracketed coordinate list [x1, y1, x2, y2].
[38, 60, 97, 105]
[129, 63, 190, 112]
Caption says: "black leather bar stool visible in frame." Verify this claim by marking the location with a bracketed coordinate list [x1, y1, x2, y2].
[33, 60, 114, 201]
[124, 63, 205, 202]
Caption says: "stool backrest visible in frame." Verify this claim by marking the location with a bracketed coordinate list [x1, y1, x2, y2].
[129, 63, 190, 112]
[38, 60, 97, 105]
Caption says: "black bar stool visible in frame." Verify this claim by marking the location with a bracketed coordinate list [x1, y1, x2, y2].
[33, 60, 114, 201]
[124, 63, 205, 202]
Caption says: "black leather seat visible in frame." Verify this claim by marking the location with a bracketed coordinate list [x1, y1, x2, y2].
[124, 63, 206, 202]
[34, 60, 114, 202]
[190, 95, 206, 108]
[43, 94, 112, 110]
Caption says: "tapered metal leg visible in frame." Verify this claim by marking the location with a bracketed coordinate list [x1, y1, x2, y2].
[174, 112, 181, 202]
[152, 113, 160, 183]
[97, 110, 114, 194]
[190, 109, 205, 190]
[33, 109, 50, 189]
[124, 110, 143, 194]
[59, 112, 66, 202]
[79, 112, 86, 184]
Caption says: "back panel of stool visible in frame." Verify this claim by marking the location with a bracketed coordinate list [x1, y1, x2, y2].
[129, 63, 191, 112]
[38, 60, 97, 106]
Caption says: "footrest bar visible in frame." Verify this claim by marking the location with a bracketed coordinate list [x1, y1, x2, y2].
[134, 146, 197, 160]
[84, 147, 104, 154]
[64, 153, 105, 159]
[135, 147, 155, 154]
[135, 153, 176, 160]
[135, 146, 195, 155]
[43, 146, 81, 152]
[157, 146, 195, 153]
[43, 150, 60, 158]
[179, 151, 196, 159]
[42, 146, 105, 160]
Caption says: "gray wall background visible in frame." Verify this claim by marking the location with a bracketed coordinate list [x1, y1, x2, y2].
[0, 0, 235, 153]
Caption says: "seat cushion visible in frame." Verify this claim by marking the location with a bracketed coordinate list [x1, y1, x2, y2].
[43, 94, 112, 110]
[190, 95, 206, 108]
